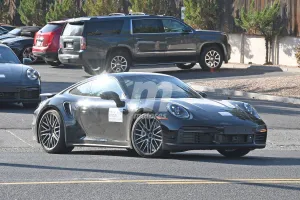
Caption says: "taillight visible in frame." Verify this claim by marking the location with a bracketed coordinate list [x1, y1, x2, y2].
[59, 40, 63, 49]
[48, 32, 55, 46]
[33, 32, 38, 45]
[80, 37, 86, 50]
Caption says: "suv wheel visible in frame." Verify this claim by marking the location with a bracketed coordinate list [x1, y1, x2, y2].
[217, 149, 251, 158]
[106, 50, 131, 73]
[176, 63, 196, 70]
[200, 46, 224, 71]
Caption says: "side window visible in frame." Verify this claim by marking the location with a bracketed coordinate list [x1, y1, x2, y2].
[70, 82, 92, 96]
[132, 19, 164, 34]
[86, 20, 124, 36]
[162, 19, 189, 33]
[89, 77, 124, 98]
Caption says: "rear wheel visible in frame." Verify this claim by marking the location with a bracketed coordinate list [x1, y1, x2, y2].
[131, 114, 168, 158]
[38, 110, 74, 154]
[200, 46, 224, 71]
[217, 149, 251, 158]
[176, 63, 196, 70]
[46, 60, 61, 67]
[106, 50, 131, 73]
[21, 46, 38, 64]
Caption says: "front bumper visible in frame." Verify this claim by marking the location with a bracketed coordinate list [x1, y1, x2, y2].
[162, 126, 267, 151]
[0, 85, 41, 103]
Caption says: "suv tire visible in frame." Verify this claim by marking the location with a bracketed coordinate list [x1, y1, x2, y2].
[106, 50, 131, 73]
[217, 149, 251, 158]
[200, 46, 224, 71]
[176, 63, 196, 70]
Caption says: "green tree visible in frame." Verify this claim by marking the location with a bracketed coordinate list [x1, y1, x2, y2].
[183, 0, 219, 30]
[46, 0, 82, 22]
[18, 0, 53, 26]
[236, 0, 282, 64]
[83, 0, 121, 16]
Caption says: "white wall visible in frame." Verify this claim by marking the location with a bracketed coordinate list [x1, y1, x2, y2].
[228, 33, 300, 66]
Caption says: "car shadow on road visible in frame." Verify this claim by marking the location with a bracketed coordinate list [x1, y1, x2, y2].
[157, 67, 285, 81]
[0, 103, 34, 114]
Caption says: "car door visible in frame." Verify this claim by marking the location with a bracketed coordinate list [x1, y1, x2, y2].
[162, 19, 197, 63]
[75, 76, 127, 143]
[131, 18, 167, 64]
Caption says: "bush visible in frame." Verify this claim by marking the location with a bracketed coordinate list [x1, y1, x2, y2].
[296, 46, 300, 65]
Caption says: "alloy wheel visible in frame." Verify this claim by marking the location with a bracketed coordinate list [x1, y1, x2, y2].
[39, 112, 60, 150]
[111, 56, 128, 73]
[23, 47, 37, 63]
[133, 117, 163, 155]
[204, 50, 221, 68]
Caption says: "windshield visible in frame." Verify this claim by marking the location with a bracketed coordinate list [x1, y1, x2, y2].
[0, 47, 21, 64]
[119, 75, 201, 99]
[8, 28, 21, 35]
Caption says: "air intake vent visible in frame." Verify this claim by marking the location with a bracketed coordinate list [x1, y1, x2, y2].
[63, 102, 73, 117]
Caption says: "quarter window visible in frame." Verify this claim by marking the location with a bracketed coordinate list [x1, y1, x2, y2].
[132, 19, 164, 34]
[86, 20, 124, 36]
[70, 77, 124, 98]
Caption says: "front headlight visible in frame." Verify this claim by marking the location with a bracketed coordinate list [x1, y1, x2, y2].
[243, 103, 260, 119]
[167, 103, 190, 119]
[26, 68, 39, 80]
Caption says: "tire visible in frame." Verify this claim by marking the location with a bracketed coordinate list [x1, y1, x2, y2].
[106, 50, 131, 73]
[21, 46, 38, 64]
[131, 114, 168, 158]
[46, 60, 61, 67]
[176, 63, 196, 70]
[217, 149, 251, 158]
[38, 110, 74, 154]
[200, 46, 224, 71]
[23, 102, 40, 109]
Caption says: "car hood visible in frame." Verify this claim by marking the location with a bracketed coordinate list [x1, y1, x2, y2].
[0, 63, 28, 83]
[0, 34, 15, 41]
[137, 98, 263, 126]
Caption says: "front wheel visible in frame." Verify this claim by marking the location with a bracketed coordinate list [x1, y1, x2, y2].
[176, 63, 196, 70]
[38, 110, 74, 154]
[217, 149, 251, 158]
[200, 46, 224, 71]
[131, 114, 168, 158]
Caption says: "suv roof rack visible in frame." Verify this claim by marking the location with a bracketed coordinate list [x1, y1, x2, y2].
[109, 13, 126, 16]
[128, 12, 146, 16]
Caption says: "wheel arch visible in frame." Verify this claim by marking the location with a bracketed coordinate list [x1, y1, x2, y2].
[199, 42, 227, 62]
[106, 46, 133, 62]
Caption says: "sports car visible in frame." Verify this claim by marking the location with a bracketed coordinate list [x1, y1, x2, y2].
[0, 44, 41, 108]
[32, 73, 267, 158]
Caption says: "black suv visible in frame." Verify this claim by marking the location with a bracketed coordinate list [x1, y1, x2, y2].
[58, 15, 231, 75]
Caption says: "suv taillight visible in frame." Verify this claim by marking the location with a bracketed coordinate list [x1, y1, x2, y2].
[59, 40, 63, 49]
[80, 37, 86, 50]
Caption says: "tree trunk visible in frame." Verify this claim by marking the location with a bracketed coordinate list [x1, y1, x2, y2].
[265, 37, 269, 64]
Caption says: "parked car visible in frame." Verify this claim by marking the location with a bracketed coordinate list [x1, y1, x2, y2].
[0, 44, 41, 108]
[32, 73, 266, 157]
[0, 27, 9, 36]
[33, 21, 66, 66]
[58, 15, 231, 75]
[0, 26, 40, 41]
[0, 24, 16, 31]
[1, 36, 40, 64]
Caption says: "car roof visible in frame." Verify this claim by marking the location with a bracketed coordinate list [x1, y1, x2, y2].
[66, 15, 175, 23]
[48, 20, 66, 24]
[0, 44, 11, 49]
[106, 72, 172, 78]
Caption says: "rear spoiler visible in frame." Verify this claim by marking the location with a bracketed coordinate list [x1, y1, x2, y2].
[40, 93, 57, 99]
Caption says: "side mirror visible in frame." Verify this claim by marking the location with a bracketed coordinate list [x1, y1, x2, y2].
[198, 91, 207, 98]
[23, 58, 32, 65]
[100, 91, 125, 107]
[182, 27, 192, 33]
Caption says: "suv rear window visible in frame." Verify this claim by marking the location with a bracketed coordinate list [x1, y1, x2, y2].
[85, 20, 124, 36]
[62, 22, 84, 36]
[40, 23, 63, 33]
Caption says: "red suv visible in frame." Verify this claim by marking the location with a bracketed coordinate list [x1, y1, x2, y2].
[33, 21, 65, 66]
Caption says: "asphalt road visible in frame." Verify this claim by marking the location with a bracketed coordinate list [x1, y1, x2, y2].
[0, 64, 300, 199]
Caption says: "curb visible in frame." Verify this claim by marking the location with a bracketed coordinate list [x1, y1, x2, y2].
[189, 84, 300, 105]
[223, 63, 300, 73]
